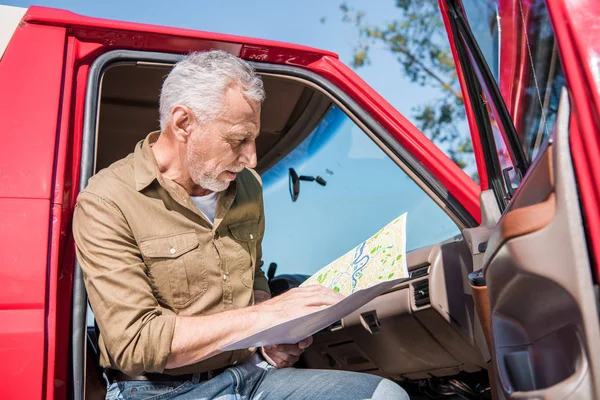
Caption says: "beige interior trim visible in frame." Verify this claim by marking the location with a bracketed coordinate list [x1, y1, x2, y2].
[471, 285, 492, 352]
[305, 240, 487, 380]
[470, 284, 498, 400]
[484, 89, 600, 399]
[499, 193, 555, 242]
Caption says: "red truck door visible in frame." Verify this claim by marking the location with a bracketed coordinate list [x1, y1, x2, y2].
[440, 0, 600, 397]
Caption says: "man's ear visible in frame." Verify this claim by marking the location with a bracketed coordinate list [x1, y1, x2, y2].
[170, 105, 194, 143]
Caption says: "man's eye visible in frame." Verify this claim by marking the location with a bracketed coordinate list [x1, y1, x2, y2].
[229, 135, 252, 146]
[229, 138, 244, 148]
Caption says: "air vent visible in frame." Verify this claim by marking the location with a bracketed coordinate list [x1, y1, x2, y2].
[410, 264, 430, 279]
[413, 279, 430, 307]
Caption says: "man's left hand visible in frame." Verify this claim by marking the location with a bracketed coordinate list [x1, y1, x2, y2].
[260, 336, 313, 368]
[254, 289, 313, 368]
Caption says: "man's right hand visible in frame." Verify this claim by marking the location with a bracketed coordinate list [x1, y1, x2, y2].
[256, 285, 344, 325]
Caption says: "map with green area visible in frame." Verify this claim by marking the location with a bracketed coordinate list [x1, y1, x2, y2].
[301, 213, 408, 296]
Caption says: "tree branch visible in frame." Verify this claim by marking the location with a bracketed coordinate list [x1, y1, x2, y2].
[391, 44, 463, 101]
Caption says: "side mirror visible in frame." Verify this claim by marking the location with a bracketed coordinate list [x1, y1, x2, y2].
[289, 168, 300, 202]
[267, 262, 277, 282]
[288, 167, 326, 202]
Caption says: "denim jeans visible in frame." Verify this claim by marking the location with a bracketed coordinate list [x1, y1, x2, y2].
[105, 354, 409, 400]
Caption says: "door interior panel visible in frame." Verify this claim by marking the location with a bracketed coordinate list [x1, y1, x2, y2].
[302, 238, 488, 380]
[483, 92, 600, 398]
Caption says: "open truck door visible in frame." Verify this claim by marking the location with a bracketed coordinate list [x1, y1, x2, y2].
[440, 0, 600, 398]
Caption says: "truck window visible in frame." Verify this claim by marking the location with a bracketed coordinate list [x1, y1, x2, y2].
[261, 105, 460, 276]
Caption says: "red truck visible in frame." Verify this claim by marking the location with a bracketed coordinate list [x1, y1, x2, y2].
[1, 0, 599, 399]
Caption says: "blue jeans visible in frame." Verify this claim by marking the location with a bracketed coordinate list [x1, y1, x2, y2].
[105, 354, 409, 400]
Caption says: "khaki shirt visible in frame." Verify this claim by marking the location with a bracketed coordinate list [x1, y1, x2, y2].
[73, 132, 270, 376]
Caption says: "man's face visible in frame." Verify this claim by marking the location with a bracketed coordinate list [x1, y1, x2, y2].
[186, 86, 261, 192]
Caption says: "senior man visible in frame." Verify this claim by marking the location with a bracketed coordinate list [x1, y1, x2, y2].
[73, 50, 409, 400]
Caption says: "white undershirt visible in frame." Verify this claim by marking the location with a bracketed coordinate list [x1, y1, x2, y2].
[190, 191, 219, 224]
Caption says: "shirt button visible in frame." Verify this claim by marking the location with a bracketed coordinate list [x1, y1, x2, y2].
[233, 360, 238, 365]
[249, 234, 254, 240]
[223, 274, 228, 281]
[169, 247, 176, 254]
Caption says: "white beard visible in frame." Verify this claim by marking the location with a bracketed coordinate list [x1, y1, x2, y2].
[194, 171, 231, 192]
[186, 143, 239, 193]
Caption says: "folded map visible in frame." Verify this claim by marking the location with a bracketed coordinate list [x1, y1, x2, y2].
[220, 213, 408, 351]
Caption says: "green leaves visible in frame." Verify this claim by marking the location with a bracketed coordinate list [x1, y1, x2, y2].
[353, 48, 369, 68]
[336, 0, 475, 174]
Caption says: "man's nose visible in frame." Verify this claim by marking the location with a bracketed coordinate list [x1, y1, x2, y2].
[240, 139, 257, 169]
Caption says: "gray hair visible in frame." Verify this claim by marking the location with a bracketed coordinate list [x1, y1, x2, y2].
[159, 50, 265, 130]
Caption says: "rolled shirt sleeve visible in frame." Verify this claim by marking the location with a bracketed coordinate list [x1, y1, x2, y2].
[73, 192, 175, 375]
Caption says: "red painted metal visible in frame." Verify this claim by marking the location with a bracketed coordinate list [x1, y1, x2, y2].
[439, 0, 490, 192]
[0, 22, 65, 199]
[0, 198, 50, 400]
[497, 0, 519, 114]
[0, 20, 67, 400]
[23, 6, 337, 67]
[547, 0, 600, 279]
[0, 198, 49, 310]
[497, 0, 532, 139]
[45, 36, 80, 400]
[50, 42, 95, 400]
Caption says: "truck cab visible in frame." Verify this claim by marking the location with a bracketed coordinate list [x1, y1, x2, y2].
[1, 1, 599, 399]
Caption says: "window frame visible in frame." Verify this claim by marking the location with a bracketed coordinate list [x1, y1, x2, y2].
[446, 0, 532, 210]
[73, 49, 478, 400]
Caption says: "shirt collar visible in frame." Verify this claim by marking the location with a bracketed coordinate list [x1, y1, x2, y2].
[134, 131, 163, 192]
